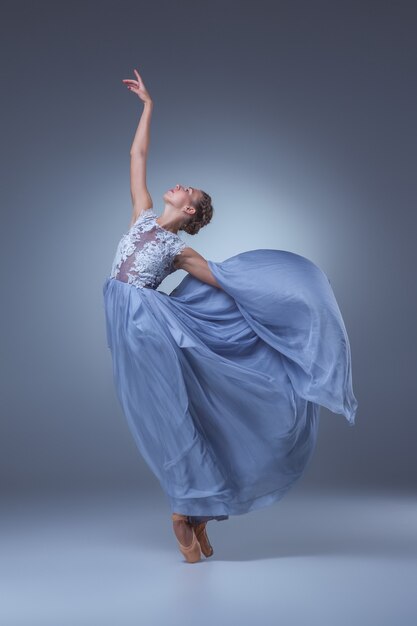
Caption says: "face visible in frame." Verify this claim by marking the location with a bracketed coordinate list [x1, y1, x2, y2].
[163, 184, 202, 216]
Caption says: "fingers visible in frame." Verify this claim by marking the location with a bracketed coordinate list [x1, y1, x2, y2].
[122, 69, 143, 87]
[122, 81, 138, 92]
[121, 69, 145, 94]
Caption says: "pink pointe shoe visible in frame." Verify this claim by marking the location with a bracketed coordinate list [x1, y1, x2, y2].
[171, 513, 202, 563]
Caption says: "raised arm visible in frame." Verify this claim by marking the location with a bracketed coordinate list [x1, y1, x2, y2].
[174, 247, 223, 290]
[122, 68, 154, 227]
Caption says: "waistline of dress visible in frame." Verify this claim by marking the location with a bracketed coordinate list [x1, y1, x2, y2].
[103, 276, 155, 291]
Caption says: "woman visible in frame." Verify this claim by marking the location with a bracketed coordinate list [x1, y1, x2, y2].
[103, 69, 358, 563]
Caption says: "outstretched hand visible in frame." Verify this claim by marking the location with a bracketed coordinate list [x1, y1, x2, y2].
[122, 69, 153, 104]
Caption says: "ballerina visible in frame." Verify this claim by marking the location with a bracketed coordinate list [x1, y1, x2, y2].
[103, 68, 358, 563]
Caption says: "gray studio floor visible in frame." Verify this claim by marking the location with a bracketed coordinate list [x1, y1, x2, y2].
[1, 487, 416, 626]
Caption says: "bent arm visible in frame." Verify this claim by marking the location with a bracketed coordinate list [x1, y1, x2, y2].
[174, 247, 223, 290]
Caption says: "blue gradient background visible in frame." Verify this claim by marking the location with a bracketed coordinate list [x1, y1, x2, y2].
[1, 1, 416, 625]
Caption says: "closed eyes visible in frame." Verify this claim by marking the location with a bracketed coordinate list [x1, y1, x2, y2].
[179, 184, 193, 194]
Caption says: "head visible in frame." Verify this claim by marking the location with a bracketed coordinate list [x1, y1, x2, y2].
[162, 184, 214, 235]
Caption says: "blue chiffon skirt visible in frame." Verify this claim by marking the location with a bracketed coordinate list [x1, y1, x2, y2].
[103, 249, 358, 517]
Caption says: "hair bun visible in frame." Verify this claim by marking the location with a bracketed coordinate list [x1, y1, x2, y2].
[181, 190, 214, 235]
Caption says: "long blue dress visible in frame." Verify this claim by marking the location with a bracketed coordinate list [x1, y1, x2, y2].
[103, 208, 358, 520]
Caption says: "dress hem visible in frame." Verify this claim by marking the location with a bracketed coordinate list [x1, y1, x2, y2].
[167, 481, 298, 517]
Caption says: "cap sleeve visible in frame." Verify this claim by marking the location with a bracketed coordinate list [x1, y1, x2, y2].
[137, 208, 156, 223]
[168, 237, 187, 265]
[171, 237, 187, 258]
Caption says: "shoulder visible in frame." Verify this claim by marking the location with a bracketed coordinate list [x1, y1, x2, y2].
[138, 207, 157, 222]
[128, 207, 156, 230]
[166, 232, 187, 255]
[171, 245, 200, 270]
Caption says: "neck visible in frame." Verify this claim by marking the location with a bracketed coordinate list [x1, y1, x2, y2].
[157, 209, 183, 234]
[156, 217, 179, 234]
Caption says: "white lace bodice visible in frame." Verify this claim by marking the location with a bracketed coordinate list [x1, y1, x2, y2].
[109, 208, 188, 289]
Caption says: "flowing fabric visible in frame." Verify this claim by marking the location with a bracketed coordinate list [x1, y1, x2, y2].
[103, 248, 358, 517]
